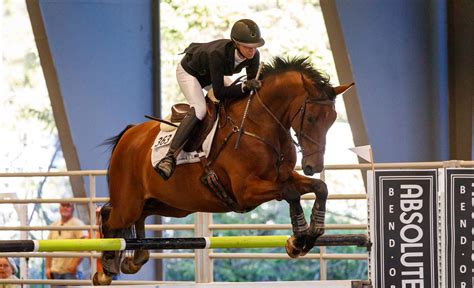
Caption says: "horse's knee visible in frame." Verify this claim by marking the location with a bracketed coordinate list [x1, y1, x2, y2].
[282, 187, 301, 203]
[315, 181, 328, 201]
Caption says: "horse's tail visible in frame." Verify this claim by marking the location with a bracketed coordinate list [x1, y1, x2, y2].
[102, 124, 135, 185]
[102, 124, 136, 154]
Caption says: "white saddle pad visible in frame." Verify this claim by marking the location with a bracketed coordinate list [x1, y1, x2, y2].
[151, 118, 219, 167]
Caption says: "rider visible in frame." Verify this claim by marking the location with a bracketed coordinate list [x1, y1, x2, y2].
[155, 19, 265, 180]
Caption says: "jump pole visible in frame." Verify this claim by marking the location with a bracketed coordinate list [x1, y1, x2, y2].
[0, 234, 369, 252]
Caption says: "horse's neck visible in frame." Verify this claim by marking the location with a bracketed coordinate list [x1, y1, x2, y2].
[255, 89, 293, 128]
[225, 90, 292, 137]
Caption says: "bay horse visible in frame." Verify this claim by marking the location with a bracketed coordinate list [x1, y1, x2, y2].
[93, 56, 353, 285]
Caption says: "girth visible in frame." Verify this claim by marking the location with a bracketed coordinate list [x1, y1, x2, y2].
[199, 155, 253, 214]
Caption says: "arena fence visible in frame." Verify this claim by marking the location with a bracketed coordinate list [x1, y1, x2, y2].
[0, 160, 472, 286]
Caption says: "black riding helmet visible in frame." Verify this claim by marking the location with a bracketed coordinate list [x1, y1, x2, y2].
[230, 19, 265, 48]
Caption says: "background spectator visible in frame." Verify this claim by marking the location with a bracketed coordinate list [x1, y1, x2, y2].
[45, 203, 87, 285]
[0, 257, 20, 288]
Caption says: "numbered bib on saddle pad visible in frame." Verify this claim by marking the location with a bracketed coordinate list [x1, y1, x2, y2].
[150, 118, 219, 167]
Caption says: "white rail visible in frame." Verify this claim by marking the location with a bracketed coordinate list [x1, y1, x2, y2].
[1, 160, 473, 286]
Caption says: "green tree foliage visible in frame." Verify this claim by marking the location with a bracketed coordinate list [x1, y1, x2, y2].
[160, 0, 337, 117]
[1, 0, 74, 282]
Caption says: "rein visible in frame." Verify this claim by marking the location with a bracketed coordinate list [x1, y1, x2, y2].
[208, 87, 334, 169]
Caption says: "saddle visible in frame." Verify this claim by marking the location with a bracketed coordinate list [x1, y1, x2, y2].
[153, 92, 248, 213]
[165, 97, 219, 152]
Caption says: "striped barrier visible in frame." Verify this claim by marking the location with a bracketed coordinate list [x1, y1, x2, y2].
[0, 234, 369, 252]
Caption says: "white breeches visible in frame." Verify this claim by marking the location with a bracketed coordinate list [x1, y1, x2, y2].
[176, 62, 232, 120]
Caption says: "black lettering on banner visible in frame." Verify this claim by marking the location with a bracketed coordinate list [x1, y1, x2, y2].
[372, 170, 438, 288]
[445, 169, 474, 288]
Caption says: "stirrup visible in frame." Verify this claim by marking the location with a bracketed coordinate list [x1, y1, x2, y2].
[154, 156, 176, 180]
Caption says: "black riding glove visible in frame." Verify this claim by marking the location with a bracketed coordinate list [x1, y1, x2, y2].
[242, 79, 262, 92]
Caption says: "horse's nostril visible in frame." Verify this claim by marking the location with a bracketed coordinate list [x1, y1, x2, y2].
[303, 166, 314, 175]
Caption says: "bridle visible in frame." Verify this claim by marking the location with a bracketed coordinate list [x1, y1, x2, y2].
[208, 76, 335, 170]
[255, 89, 335, 158]
[295, 96, 335, 157]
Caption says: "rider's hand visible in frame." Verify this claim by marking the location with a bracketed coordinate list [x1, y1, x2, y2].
[242, 79, 262, 92]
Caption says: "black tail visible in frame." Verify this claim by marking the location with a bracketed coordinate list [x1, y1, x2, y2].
[102, 124, 136, 154]
[102, 124, 135, 184]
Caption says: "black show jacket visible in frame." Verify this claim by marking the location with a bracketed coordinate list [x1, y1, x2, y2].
[180, 39, 260, 100]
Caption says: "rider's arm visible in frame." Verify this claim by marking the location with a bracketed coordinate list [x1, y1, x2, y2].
[209, 51, 246, 101]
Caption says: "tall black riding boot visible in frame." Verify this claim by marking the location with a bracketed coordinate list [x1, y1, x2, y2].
[155, 107, 200, 180]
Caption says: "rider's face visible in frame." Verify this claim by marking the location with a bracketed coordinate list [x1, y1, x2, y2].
[236, 43, 257, 59]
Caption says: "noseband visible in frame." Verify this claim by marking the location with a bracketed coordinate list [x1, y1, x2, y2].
[292, 95, 335, 157]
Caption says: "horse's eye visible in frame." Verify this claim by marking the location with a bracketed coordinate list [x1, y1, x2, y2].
[307, 116, 316, 124]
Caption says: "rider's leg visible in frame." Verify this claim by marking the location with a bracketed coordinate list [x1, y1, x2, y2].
[155, 108, 200, 180]
[155, 62, 206, 180]
[175, 62, 208, 120]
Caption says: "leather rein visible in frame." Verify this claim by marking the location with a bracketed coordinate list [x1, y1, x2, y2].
[208, 79, 335, 169]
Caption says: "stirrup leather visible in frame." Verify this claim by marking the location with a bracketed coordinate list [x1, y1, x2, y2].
[155, 155, 176, 180]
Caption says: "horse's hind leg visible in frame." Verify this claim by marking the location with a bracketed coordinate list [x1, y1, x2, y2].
[132, 216, 150, 265]
[121, 215, 149, 274]
[93, 203, 120, 285]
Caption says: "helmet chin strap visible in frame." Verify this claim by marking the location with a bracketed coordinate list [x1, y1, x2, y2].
[233, 40, 248, 59]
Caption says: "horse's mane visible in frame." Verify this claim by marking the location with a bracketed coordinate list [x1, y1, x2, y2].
[261, 56, 334, 100]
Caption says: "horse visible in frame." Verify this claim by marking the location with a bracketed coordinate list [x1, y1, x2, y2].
[93, 56, 353, 285]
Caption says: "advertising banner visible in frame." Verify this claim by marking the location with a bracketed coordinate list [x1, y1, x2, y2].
[444, 168, 474, 288]
[369, 170, 438, 288]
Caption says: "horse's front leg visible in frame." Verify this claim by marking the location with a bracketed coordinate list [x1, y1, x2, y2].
[284, 193, 310, 258]
[290, 172, 328, 256]
[238, 176, 309, 258]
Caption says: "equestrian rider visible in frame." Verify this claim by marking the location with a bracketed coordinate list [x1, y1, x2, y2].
[155, 19, 265, 180]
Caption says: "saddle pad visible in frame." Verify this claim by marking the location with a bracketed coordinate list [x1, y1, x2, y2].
[151, 118, 219, 167]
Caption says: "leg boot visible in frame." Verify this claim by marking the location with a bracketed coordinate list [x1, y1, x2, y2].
[155, 107, 200, 180]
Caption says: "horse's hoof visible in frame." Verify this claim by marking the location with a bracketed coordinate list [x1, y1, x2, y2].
[93, 272, 112, 286]
[134, 249, 150, 266]
[121, 257, 141, 274]
[285, 236, 304, 258]
[300, 235, 320, 256]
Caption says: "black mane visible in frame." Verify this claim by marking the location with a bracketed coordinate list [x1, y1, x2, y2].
[261, 56, 333, 99]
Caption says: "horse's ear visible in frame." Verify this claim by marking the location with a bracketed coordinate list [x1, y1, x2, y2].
[333, 83, 355, 96]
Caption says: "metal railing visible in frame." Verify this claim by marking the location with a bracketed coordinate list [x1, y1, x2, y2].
[1, 160, 473, 286]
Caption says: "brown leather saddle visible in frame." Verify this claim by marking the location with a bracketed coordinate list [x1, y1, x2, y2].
[169, 98, 219, 152]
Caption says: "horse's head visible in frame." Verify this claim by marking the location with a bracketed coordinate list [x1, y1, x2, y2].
[291, 80, 354, 175]
[260, 57, 354, 175]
